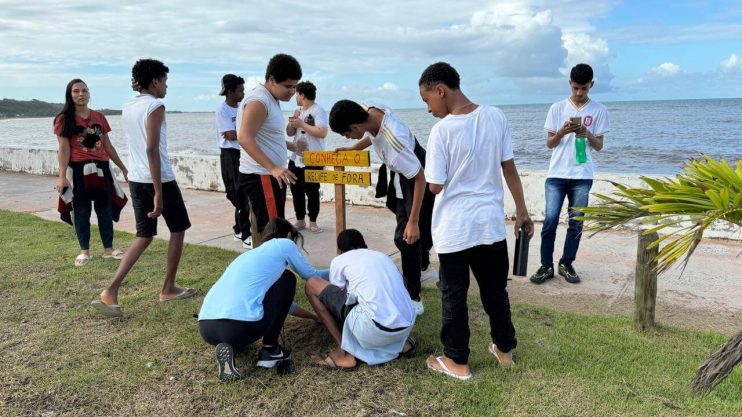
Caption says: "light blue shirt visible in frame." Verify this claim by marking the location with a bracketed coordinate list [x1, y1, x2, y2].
[199, 239, 328, 322]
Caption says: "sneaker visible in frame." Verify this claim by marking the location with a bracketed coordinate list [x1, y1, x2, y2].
[529, 265, 554, 285]
[256, 345, 292, 368]
[558, 263, 581, 284]
[215, 343, 242, 382]
[411, 299, 425, 316]
[242, 236, 253, 250]
[233, 233, 241, 241]
[420, 265, 438, 284]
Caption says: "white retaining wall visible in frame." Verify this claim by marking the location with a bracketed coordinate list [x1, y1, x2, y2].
[2, 146, 739, 239]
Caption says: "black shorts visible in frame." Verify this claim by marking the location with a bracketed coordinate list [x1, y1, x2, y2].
[319, 285, 356, 324]
[129, 180, 191, 237]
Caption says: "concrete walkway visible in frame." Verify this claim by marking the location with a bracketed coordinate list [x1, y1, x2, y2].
[2, 170, 740, 333]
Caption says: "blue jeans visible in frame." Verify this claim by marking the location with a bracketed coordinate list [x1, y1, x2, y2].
[540, 178, 593, 267]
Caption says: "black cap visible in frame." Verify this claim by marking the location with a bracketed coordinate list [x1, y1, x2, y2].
[219, 74, 244, 96]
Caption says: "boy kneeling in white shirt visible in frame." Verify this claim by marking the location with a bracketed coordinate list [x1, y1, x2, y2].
[304, 229, 416, 368]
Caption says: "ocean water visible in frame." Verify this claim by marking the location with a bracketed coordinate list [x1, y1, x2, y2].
[2, 98, 740, 174]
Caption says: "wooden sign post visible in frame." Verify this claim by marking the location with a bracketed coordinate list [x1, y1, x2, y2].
[303, 151, 372, 250]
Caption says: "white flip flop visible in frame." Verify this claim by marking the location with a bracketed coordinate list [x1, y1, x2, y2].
[91, 300, 122, 318]
[426, 356, 472, 381]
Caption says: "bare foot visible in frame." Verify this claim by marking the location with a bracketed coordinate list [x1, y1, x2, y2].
[489, 343, 514, 367]
[315, 348, 357, 368]
[426, 355, 471, 378]
[159, 287, 198, 301]
[100, 289, 118, 306]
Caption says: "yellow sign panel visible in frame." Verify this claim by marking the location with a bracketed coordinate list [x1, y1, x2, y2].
[303, 151, 370, 167]
[305, 169, 371, 186]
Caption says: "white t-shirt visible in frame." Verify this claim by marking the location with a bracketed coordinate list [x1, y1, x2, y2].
[544, 98, 609, 179]
[237, 84, 287, 175]
[425, 106, 514, 254]
[215, 102, 239, 150]
[364, 104, 422, 199]
[329, 249, 415, 329]
[289, 103, 328, 164]
[122, 94, 175, 183]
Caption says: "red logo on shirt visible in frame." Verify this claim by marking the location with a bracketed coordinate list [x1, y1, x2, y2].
[583, 115, 593, 127]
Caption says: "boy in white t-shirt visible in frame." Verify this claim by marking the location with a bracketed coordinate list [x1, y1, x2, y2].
[304, 229, 416, 368]
[329, 100, 437, 315]
[215, 74, 250, 245]
[236, 54, 304, 244]
[92, 59, 197, 317]
[285, 81, 328, 233]
[418, 62, 534, 380]
[530, 63, 609, 285]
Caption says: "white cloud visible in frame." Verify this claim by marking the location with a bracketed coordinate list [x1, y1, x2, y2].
[380, 82, 398, 91]
[244, 75, 264, 91]
[720, 53, 742, 73]
[652, 62, 681, 77]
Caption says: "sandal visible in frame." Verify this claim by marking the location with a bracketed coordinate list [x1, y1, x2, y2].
[160, 287, 199, 302]
[102, 249, 124, 260]
[398, 336, 417, 359]
[74, 254, 92, 267]
[309, 224, 323, 233]
[488, 342, 515, 367]
[312, 353, 357, 371]
[426, 355, 472, 381]
[91, 300, 122, 317]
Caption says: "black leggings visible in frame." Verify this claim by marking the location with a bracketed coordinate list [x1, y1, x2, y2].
[199, 270, 296, 350]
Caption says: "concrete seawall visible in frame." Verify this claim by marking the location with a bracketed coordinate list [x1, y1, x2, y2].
[2, 146, 739, 239]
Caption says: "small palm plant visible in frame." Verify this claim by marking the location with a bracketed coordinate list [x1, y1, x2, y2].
[577, 155, 741, 394]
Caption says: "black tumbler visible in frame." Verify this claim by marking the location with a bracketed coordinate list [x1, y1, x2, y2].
[513, 228, 530, 276]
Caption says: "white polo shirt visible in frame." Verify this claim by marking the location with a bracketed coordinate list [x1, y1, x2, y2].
[544, 98, 609, 179]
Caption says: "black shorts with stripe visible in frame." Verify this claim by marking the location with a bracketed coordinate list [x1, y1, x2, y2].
[237, 173, 286, 234]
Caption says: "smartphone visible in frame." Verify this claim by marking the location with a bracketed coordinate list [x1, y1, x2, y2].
[569, 116, 582, 126]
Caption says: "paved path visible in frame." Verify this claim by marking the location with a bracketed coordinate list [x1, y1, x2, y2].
[2, 170, 740, 333]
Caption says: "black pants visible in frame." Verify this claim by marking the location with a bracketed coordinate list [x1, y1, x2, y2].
[288, 161, 321, 222]
[393, 189, 434, 301]
[220, 148, 249, 236]
[199, 270, 296, 350]
[237, 173, 286, 235]
[438, 240, 517, 365]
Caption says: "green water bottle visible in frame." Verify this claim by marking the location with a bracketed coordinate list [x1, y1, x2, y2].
[575, 136, 587, 164]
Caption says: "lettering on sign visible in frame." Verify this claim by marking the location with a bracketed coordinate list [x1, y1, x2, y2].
[305, 169, 371, 186]
[303, 151, 370, 167]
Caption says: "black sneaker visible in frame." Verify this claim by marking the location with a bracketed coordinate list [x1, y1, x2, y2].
[529, 265, 554, 284]
[558, 263, 581, 284]
[256, 345, 292, 368]
[215, 343, 242, 382]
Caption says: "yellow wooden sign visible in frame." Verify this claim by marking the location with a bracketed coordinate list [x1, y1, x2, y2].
[303, 151, 370, 167]
[305, 169, 371, 186]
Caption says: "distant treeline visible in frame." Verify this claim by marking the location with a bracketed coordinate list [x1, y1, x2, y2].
[0, 99, 121, 119]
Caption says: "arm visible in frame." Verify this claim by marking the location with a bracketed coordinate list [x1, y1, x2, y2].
[546, 120, 580, 149]
[55, 136, 71, 194]
[403, 168, 426, 244]
[576, 125, 604, 151]
[146, 106, 165, 219]
[238, 100, 297, 188]
[286, 108, 301, 136]
[285, 242, 330, 280]
[101, 133, 128, 181]
[428, 183, 443, 194]
[335, 137, 372, 152]
[501, 159, 534, 238]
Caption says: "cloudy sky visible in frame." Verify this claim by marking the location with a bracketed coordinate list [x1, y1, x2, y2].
[2, 0, 741, 111]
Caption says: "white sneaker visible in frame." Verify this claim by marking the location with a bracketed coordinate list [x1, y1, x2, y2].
[420, 265, 438, 284]
[233, 233, 241, 241]
[411, 299, 424, 316]
[242, 236, 253, 249]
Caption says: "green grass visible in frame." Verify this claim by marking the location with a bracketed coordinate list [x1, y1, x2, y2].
[0, 210, 740, 417]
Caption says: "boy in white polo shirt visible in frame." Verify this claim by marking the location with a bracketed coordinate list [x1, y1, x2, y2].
[329, 100, 436, 315]
[418, 62, 534, 380]
[530, 63, 609, 285]
[92, 59, 196, 317]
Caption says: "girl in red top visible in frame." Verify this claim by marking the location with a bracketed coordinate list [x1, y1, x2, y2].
[54, 79, 129, 266]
